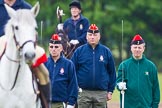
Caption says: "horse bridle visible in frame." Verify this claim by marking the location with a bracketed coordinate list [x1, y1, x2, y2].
[5, 25, 37, 62]
[0, 26, 37, 92]
[12, 26, 37, 51]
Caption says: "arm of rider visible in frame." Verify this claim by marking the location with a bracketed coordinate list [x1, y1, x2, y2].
[117, 82, 127, 90]
[66, 105, 74, 108]
[70, 40, 79, 45]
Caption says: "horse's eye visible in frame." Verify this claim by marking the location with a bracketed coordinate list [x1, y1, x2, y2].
[15, 26, 18, 30]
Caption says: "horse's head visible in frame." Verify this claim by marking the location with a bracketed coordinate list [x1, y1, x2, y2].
[4, 2, 40, 62]
[55, 24, 72, 57]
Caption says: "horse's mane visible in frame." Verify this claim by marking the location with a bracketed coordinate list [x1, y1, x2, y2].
[55, 26, 77, 59]
[55, 27, 71, 57]
[56, 28, 69, 43]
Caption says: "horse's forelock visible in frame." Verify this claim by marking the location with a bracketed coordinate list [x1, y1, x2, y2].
[56, 29, 69, 41]
[4, 9, 37, 40]
[16, 9, 37, 27]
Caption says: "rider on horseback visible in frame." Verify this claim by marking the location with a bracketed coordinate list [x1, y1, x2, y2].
[63, 0, 90, 48]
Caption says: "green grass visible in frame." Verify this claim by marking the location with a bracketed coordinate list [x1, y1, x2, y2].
[159, 73, 162, 103]
[111, 73, 162, 103]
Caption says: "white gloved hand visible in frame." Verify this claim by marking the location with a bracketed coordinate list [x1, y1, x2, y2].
[66, 105, 74, 108]
[70, 40, 79, 45]
[117, 82, 127, 90]
[63, 102, 66, 108]
[57, 23, 63, 30]
[78, 88, 82, 93]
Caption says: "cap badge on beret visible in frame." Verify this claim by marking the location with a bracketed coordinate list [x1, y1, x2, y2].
[131, 34, 145, 45]
[50, 34, 62, 44]
[87, 24, 99, 33]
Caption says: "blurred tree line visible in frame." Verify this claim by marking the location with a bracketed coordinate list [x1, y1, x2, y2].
[28, 0, 162, 72]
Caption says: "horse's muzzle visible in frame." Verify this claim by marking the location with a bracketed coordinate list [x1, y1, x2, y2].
[25, 52, 36, 62]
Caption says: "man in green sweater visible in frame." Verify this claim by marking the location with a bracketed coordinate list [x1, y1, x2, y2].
[117, 34, 160, 108]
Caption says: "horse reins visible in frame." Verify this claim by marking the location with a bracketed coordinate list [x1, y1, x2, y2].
[0, 58, 21, 91]
[0, 42, 6, 60]
[65, 44, 76, 58]
[13, 34, 37, 50]
[0, 40, 21, 91]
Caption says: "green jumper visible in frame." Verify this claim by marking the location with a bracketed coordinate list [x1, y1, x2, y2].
[117, 55, 160, 108]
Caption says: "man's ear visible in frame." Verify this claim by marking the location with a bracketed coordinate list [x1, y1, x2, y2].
[60, 44, 63, 51]
[79, 9, 82, 13]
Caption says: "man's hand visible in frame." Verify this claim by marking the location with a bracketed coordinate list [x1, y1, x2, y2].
[107, 92, 112, 101]
[117, 82, 127, 90]
[70, 40, 79, 45]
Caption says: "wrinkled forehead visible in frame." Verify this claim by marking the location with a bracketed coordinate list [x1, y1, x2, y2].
[87, 32, 100, 36]
[49, 43, 62, 46]
[131, 43, 145, 47]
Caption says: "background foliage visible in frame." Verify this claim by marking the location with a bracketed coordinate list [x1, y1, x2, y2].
[28, 0, 162, 72]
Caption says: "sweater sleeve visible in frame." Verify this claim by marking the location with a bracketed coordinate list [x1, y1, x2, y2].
[107, 53, 116, 93]
[152, 65, 160, 108]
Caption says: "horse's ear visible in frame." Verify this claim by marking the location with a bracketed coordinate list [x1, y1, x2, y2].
[31, 2, 40, 17]
[4, 4, 16, 18]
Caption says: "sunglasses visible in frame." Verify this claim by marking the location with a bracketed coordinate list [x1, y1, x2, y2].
[49, 45, 59, 49]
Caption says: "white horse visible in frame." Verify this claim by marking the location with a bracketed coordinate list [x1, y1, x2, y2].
[0, 2, 41, 108]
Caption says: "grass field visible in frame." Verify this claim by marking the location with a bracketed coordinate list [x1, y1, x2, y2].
[111, 73, 162, 102]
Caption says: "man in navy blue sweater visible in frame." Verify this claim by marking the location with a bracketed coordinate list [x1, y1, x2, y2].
[71, 24, 116, 108]
[44, 34, 78, 108]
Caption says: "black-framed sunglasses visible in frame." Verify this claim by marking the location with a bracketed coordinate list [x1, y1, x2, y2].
[49, 45, 59, 49]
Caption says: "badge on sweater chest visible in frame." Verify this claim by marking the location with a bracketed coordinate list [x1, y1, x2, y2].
[59, 68, 64, 75]
[99, 55, 104, 62]
[80, 24, 83, 30]
[145, 71, 149, 76]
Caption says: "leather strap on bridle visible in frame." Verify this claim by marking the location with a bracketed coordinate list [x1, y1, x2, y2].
[0, 42, 7, 60]
[12, 25, 37, 50]
[13, 34, 36, 50]
[10, 64, 21, 90]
